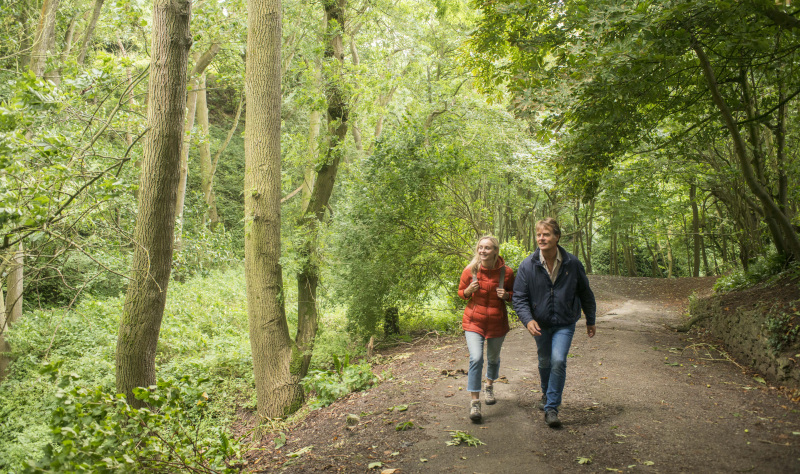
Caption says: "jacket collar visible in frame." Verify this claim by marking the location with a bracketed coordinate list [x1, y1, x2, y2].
[531, 245, 570, 267]
[479, 255, 506, 272]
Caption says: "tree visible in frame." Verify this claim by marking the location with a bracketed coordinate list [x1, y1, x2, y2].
[245, 0, 303, 418]
[116, 0, 192, 405]
[468, 0, 800, 263]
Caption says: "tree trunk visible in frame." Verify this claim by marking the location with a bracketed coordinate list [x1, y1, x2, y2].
[384, 307, 400, 337]
[29, 0, 60, 78]
[76, 0, 105, 65]
[0, 280, 8, 382]
[690, 183, 701, 277]
[116, 0, 191, 406]
[295, 0, 350, 380]
[585, 199, 594, 273]
[245, 0, 303, 419]
[207, 92, 244, 229]
[61, 12, 79, 63]
[6, 244, 23, 331]
[666, 234, 674, 278]
[175, 44, 221, 242]
[1, 246, 23, 381]
[196, 73, 220, 229]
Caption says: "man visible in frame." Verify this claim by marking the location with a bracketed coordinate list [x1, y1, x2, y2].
[512, 218, 596, 428]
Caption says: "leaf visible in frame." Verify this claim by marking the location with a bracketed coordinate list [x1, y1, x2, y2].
[577, 456, 592, 465]
[274, 432, 287, 449]
[287, 446, 313, 458]
[643, 461, 655, 466]
[381, 469, 399, 474]
[753, 376, 766, 385]
[396, 421, 414, 431]
[368, 461, 382, 469]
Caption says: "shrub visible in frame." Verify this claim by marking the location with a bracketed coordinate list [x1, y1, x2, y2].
[27, 372, 245, 473]
[301, 355, 377, 408]
[713, 253, 786, 293]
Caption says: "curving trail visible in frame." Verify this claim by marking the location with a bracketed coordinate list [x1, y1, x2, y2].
[257, 276, 800, 473]
[396, 276, 800, 473]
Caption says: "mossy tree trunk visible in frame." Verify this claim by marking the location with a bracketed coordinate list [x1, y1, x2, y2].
[115, 0, 192, 406]
[1, 246, 23, 382]
[295, 0, 350, 379]
[29, 0, 60, 78]
[196, 73, 220, 229]
[245, 0, 304, 419]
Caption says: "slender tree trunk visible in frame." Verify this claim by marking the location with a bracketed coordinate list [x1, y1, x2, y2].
[6, 245, 23, 326]
[666, 234, 674, 278]
[61, 12, 79, 62]
[206, 92, 244, 228]
[245, 0, 303, 419]
[610, 231, 618, 276]
[116, 0, 191, 406]
[29, 0, 60, 78]
[175, 44, 221, 242]
[690, 183, 701, 277]
[296, 0, 350, 378]
[76, 0, 105, 65]
[1, 245, 23, 381]
[585, 199, 594, 273]
[196, 73, 220, 229]
[0, 280, 8, 382]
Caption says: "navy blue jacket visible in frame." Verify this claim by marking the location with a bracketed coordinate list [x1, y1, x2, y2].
[512, 245, 596, 328]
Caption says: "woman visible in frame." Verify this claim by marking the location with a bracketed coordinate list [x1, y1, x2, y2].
[458, 235, 515, 422]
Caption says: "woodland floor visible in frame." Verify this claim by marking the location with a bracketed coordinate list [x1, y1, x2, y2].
[240, 276, 800, 473]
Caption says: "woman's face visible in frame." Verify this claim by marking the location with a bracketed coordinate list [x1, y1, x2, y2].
[477, 239, 498, 265]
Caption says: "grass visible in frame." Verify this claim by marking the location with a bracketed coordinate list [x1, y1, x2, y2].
[0, 265, 463, 471]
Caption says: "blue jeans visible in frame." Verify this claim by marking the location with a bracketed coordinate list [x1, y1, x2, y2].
[465, 331, 505, 392]
[534, 323, 576, 412]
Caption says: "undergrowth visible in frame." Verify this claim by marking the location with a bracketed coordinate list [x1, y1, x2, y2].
[713, 253, 788, 293]
[0, 264, 461, 471]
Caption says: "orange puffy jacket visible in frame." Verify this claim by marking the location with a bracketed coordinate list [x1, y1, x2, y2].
[458, 256, 515, 338]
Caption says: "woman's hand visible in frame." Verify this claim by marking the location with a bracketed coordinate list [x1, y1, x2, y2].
[465, 280, 479, 297]
[496, 288, 507, 300]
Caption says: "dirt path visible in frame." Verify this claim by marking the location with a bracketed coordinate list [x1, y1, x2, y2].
[251, 276, 800, 473]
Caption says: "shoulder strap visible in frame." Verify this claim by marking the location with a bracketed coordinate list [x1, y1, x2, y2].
[498, 266, 505, 288]
[471, 266, 478, 283]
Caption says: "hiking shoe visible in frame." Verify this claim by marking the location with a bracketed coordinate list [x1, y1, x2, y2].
[484, 385, 496, 405]
[537, 393, 546, 411]
[544, 409, 561, 428]
[469, 400, 482, 422]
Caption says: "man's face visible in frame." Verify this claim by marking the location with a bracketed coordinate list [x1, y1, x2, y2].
[536, 226, 559, 252]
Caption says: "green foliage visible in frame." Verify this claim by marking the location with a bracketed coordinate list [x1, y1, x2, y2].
[764, 309, 800, 355]
[301, 355, 378, 408]
[0, 268, 254, 471]
[329, 127, 472, 337]
[499, 238, 527, 271]
[446, 430, 485, 447]
[713, 254, 786, 293]
[173, 220, 242, 282]
[28, 373, 244, 473]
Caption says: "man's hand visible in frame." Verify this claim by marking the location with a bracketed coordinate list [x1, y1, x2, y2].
[587, 325, 596, 338]
[526, 320, 541, 337]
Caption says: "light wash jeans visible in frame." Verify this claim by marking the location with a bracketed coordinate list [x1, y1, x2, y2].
[465, 331, 505, 392]
[534, 323, 576, 412]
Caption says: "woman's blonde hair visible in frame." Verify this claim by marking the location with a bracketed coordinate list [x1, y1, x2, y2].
[467, 235, 500, 275]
